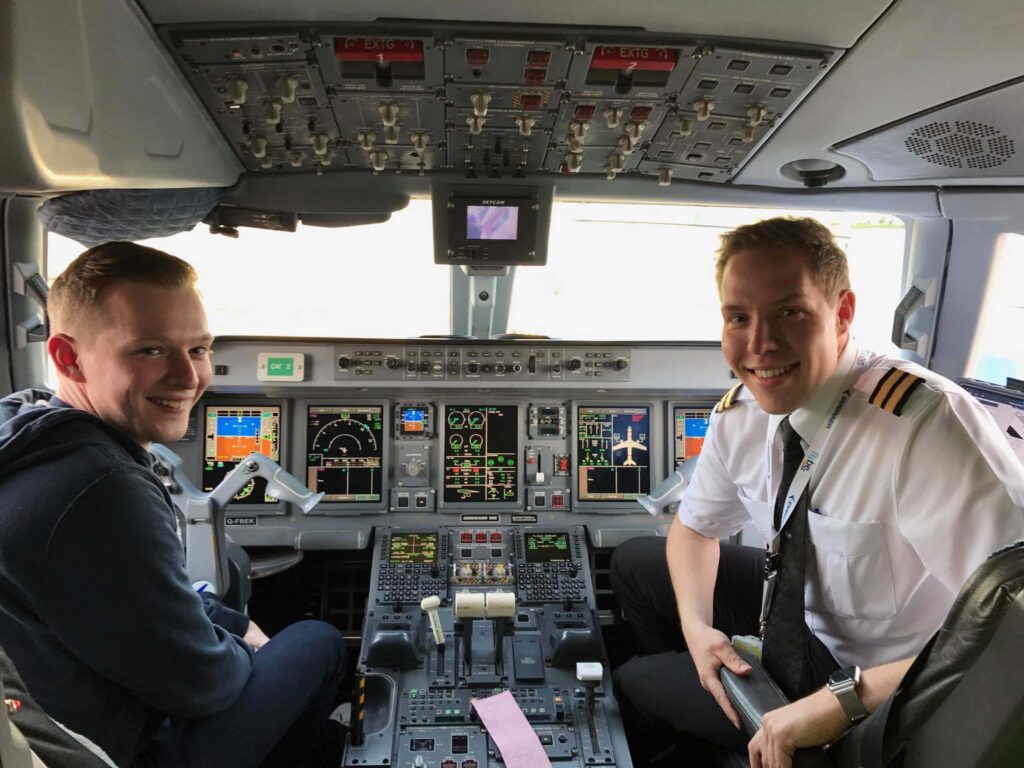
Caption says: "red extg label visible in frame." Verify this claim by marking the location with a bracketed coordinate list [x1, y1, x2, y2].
[335, 38, 425, 62]
[590, 46, 677, 71]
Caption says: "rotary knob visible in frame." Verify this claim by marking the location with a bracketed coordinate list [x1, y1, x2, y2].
[568, 358, 583, 372]
[337, 355, 351, 370]
[466, 361, 480, 375]
[615, 358, 629, 371]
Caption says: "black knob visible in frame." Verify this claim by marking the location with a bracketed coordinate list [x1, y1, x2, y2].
[510, 362, 522, 374]
[550, 362, 562, 374]
[337, 355, 351, 370]
[568, 358, 583, 371]
[393, 601, 403, 613]
[406, 361, 417, 373]
[385, 357, 400, 369]
[562, 598, 573, 612]
[466, 361, 480, 375]
[615, 357, 629, 371]
[430, 564, 440, 578]
[568, 563, 579, 577]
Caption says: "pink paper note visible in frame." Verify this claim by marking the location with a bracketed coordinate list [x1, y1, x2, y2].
[471, 690, 553, 768]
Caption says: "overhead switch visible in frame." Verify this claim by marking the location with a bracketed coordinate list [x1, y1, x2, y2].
[227, 78, 248, 105]
[276, 75, 299, 103]
[515, 116, 535, 137]
[466, 115, 486, 135]
[470, 91, 492, 117]
[249, 136, 268, 159]
[263, 99, 283, 125]
[694, 98, 715, 121]
[378, 102, 400, 127]
[603, 106, 623, 129]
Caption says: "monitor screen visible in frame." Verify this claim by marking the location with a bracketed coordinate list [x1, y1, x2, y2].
[576, 405, 651, 501]
[523, 532, 572, 563]
[203, 406, 282, 503]
[397, 404, 432, 437]
[389, 532, 439, 564]
[673, 407, 711, 469]
[443, 405, 518, 503]
[306, 405, 384, 502]
[467, 205, 519, 240]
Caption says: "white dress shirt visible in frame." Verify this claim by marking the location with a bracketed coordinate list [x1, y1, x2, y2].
[679, 342, 1024, 667]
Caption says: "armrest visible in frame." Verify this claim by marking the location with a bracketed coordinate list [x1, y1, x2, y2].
[719, 646, 790, 737]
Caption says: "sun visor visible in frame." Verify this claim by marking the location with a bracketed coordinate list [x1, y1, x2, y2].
[38, 188, 225, 247]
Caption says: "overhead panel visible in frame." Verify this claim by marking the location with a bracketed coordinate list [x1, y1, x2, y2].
[160, 23, 840, 184]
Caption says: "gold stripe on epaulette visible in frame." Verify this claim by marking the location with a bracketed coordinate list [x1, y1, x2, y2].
[868, 367, 925, 415]
[715, 383, 743, 413]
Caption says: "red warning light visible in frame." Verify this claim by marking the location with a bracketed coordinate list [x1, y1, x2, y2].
[590, 46, 678, 71]
[466, 48, 490, 67]
[334, 38, 425, 63]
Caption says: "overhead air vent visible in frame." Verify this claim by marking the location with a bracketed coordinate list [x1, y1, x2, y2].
[904, 121, 1014, 170]
[835, 75, 1024, 181]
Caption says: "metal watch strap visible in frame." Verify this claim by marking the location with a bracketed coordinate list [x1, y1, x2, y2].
[829, 666, 869, 723]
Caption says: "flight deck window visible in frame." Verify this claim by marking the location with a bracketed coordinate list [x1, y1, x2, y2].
[46, 200, 449, 339]
[971, 233, 1024, 386]
[506, 204, 906, 346]
[46, 201, 905, 347]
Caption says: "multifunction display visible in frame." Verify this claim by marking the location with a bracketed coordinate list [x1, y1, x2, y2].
[389, 532, 439, 564]
[673, 408, 711, 469]
[523, 532, 572, 563]
[306, 406, 384, 502]
[443, 405, 518, 503]
[576, 406, 651, 501]
[203, 406, 281, 503]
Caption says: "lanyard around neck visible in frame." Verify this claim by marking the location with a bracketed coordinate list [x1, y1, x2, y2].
[769, 353, 870, 538]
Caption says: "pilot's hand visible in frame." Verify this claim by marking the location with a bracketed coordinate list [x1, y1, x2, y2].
[748, 689, 848, 768]
[243, 620, 271, 652]
[684, 622, 750, 729]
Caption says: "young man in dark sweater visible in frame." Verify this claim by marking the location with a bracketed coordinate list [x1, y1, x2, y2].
[0, 242, 345, 768]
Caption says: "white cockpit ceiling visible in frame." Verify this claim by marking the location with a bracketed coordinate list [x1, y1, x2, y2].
[136, 0, 887, 50]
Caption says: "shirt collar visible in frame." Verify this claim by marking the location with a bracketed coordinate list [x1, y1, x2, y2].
[788, 339, 860, 441]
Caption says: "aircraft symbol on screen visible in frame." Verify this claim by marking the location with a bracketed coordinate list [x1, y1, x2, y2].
[612, 426, 648, 466]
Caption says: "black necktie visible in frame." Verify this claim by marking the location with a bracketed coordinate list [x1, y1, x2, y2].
[762, 418, 836, 701]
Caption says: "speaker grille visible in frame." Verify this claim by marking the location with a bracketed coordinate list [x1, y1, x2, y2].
[905, 120, 1015, 169]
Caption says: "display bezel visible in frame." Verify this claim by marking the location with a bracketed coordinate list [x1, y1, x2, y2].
[572, 401, 657, 509]
[200, 401, 286, 510]
[291, 399, 390, 515]
[668, 402, 714, 472]
[437, 402, 523, 509]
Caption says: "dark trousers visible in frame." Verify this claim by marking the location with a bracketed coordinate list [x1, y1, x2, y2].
[138, 620, 346, 768]
[610, 536, 765, 764]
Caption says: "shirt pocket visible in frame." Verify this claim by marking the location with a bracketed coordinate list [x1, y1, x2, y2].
[806, 514, 897, 620]
[736, 492, 772, 542]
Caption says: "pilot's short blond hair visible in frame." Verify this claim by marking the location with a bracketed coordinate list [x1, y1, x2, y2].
[49, 241, 198, 336]
[715, 217, 851, 301]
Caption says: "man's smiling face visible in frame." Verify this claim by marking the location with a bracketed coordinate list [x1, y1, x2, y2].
[719, 247, 855, 415]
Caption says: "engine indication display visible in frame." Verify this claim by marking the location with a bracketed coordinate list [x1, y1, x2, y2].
[443, 405, 518, 503]
[577, 406, 651, 501]
[389, 532, 439, 564]
[673, 407, 711, 469]
[523, 532, 572, 563]
[306, 405, 384, 502]
[203, 406, 282, 503]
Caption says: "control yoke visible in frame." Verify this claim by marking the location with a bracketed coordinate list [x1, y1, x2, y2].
[150, 446, 323, 596]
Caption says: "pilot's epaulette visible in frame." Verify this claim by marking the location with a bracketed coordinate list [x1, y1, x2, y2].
[715, 383, 744, 413]
[867, 367, 926, 416]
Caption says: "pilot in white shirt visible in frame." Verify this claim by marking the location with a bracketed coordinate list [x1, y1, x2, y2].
[680, 340, 1024, 669]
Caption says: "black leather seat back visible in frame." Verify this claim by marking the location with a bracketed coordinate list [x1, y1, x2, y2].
[836, 540, 1024, 767]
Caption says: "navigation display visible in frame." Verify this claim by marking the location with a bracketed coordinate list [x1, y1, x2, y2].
[524, 532, 572, 563]
[467, 205, 518, 240]
[576, 406, 651, 501]
[673, 407, 711, 469]
[443, 405, 518, 503]
[306, 406, 384, 502]
[203, 406, 281, 503]
[389, 532, 439, 564]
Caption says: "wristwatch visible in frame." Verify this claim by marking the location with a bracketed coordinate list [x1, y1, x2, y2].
[827, 665, 869, 723]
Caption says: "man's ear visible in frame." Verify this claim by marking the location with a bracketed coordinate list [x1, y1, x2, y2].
[836, 289, 856, 337]
[48, 334, 86, 382]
